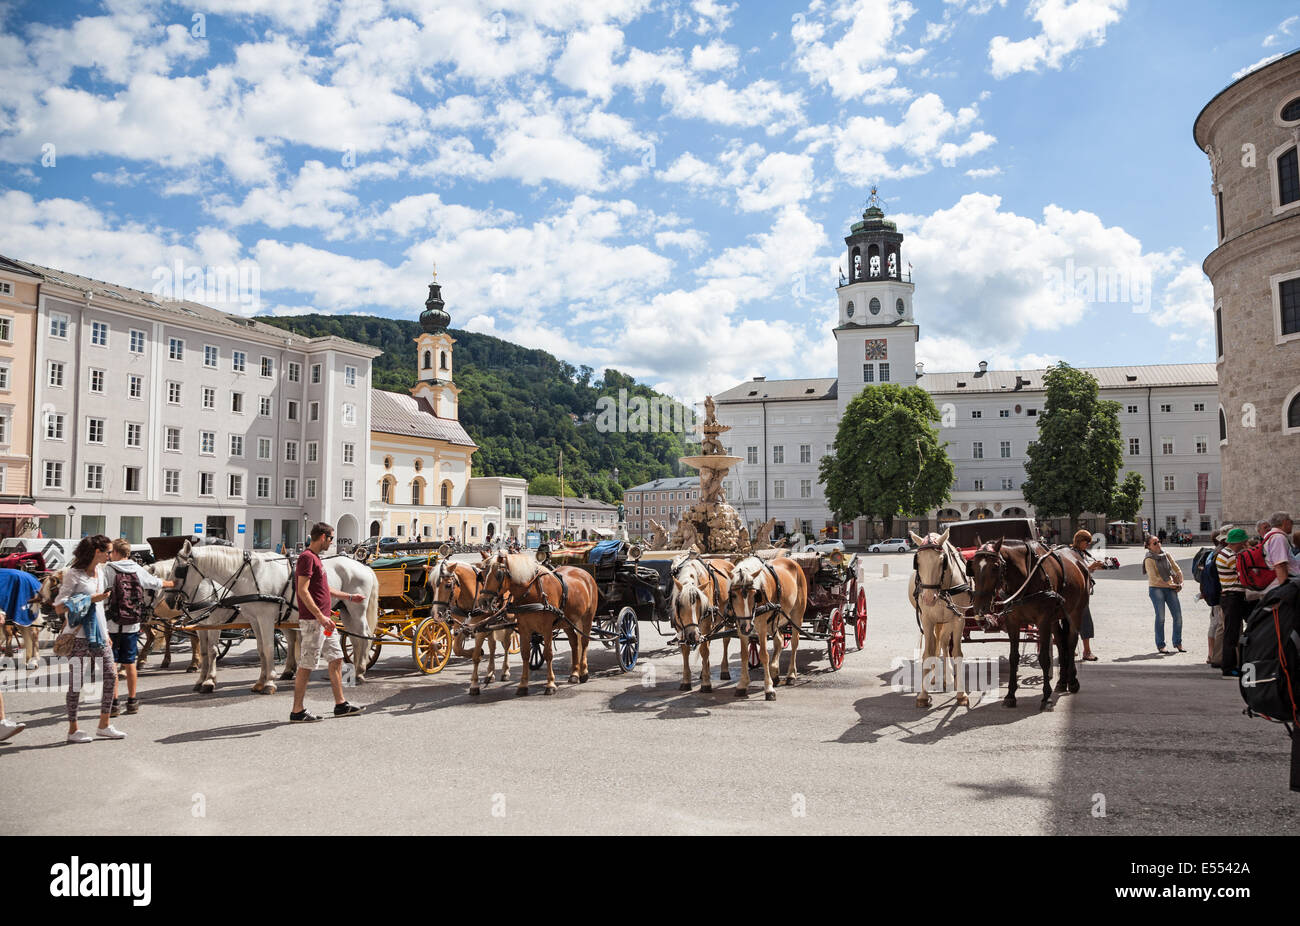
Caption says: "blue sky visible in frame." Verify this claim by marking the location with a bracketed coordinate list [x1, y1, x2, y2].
[1, 0, 1296, 401]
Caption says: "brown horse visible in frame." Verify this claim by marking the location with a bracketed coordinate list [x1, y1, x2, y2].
[669, 554, 735, 692]
[967, 538, 1090, 709]
[473, 552, 597, 696]
[726, 555, 808, 701]
[426, 558, 514, 695]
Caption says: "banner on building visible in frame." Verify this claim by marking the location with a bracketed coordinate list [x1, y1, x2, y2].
[1197, 473, 1209, 514]
[842, 521, 854, 541]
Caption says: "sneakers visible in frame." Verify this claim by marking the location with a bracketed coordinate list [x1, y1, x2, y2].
[125, 698, 140, 715]
[0, 718, 26, 742]
[333, 701, 364, 717]
[96, 725, 127, 740]
[289, 709, 322, 723]
[67, 730, 94, 744]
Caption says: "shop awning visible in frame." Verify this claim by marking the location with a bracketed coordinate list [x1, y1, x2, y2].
[0, 504, 48, 518]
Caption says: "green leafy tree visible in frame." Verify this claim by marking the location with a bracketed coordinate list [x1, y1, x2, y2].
[528, 474, 562, 496]
[819, 384, 954, 536]
[1108, 471, 1146, 525]
[1021, 363, 1123, 534]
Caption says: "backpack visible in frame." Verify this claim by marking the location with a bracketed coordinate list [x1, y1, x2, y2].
[105, 568, 147, 627]
[1199, 549, 1222, 607]
[1239, 581, 1300, 790]
[1237, 535, 1281, 591]
[1192, 547, 1214, 582]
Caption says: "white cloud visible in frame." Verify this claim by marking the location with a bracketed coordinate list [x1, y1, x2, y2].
[964, 166, 1003, 178]
[793, 0, 922, 103]
[1232, 51, 1287, 81]
[689, 40, 739, 71]
[989, 0, 1127, 78]
[1263, 15, 1298, 47]
[832, 93, 996, 179]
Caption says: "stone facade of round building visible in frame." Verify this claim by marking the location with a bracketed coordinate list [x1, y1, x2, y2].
[1194, 49, 1300, 524]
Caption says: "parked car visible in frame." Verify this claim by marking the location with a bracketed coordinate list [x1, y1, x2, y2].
[868, 538, 911, 553]
[803, 539, 846, 554]
[0, 537, 80, 570]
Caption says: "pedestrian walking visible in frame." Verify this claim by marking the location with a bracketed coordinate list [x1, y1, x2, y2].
[1216, 527, 1251, 677]
[1068, 530, 1105, 660]
[53, 535, 126, 743]
[289, 522, 365, 723]
[105, 539, 174, 717]
[1144, 534, 1184, 655]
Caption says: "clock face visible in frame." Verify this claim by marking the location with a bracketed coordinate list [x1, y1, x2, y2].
[864, 339, 887, 361]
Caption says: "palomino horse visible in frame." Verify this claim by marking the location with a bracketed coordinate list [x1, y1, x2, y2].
[171, 543, 378, 694]
[907, 530, 972, 708]
[967, 538, 1089, 709]
[726, 555, 808, 701]
[669, 554, 735, 692]
[426, 558, 513, 695]
[472, 552, 597, 696]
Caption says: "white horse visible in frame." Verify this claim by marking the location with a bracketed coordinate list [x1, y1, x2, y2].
[906, 530, 971, 707]
[669, 554, 735, 691]
[172, 543, 378, 694]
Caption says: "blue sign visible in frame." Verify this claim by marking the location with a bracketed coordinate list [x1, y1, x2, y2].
[194, 523, 203, 534]
[237, 524, 246, 534]
[526, 530, 541, 549]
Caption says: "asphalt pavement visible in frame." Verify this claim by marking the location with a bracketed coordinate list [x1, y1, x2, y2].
[2, 545, 1296, 835]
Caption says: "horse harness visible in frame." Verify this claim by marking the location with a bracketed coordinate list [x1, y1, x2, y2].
[670, 557, 729, 647]
[912, 541, 972, 626]
[172, 549, 301, 628]
[968, 541, 1069, 623]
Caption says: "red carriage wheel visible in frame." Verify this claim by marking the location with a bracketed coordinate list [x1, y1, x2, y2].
[827, 608, 846, 670]
[780, 626, 792, 648]
[747, 639, 762, 669]
[854, 588, 868, 649]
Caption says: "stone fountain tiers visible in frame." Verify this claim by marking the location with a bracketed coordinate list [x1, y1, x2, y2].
[678, 454, 743, 471]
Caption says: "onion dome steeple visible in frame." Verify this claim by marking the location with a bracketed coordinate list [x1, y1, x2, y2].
[420, 270, 451, 334]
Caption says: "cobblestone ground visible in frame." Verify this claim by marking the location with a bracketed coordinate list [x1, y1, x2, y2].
[2, 546, 1295, 835]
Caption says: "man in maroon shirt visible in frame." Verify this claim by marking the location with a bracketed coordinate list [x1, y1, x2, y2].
[290, 522, 365, 723]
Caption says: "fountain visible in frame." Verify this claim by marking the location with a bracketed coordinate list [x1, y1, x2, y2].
[647, 396, 776, 554]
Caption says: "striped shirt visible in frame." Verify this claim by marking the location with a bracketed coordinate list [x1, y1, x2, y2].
[1215, 548, 1242, 592]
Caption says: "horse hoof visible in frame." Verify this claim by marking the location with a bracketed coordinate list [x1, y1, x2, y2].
[955, 693, 969, 706]
[734, 688, 748, 699]
[468, 687, 480, 697]
[1039, 698, 1053, 711]
[186, 666, 198, 673]
[579, 673, 589, 683]
[1068, 679, 1080, 693]
[515, 687, 528, 697]
[679, 682, 692, 691]
[764, 691, 776, 702]
[700, 684, 712, 693]
[915, 696, 931, 708]
[567, 675, 579, 685]
[200, 682, 215, 694]
[278, 670, 294, 682]
[192, 683, 203, 693]
[1054, 682, 1067, 693]
[719, 672, 731, 681]
[544, 686, 556, 695]
[1003, 696, 1017, 708]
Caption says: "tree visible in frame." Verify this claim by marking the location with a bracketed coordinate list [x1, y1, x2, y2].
[1108, 471, 1145, 525]
[1021, 363, 1123, 535]
[527, 474, 562, 496]
[819, 384, 954, 536]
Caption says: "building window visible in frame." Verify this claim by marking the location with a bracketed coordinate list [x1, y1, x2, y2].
[973, 479, 984, 492]
[86, 417, 105, 444]
[1160, 436, 1174, 455]
[164, 470, 181, 494]
[879, 362, 890, 382]
[49, 313, 69, 338]
[306, 478, 317, 499]
[130, 329, 145, 353]
[85, 464, 103, 491]
[260, 357, 274, 378]
[200, 430, 216, 455]
[863, 364, 874, 383]
[1287, 392, 1300, 431]
[257, 437, 272, 460]
[748, 480, 758, 499]
[195, 471, 212, 496]
[43, 460, 63, 489]
[342, 479, 354, 501]
[1278, 145, 1299, 206]
[128, 374, 142, 399]
[46, 413, 65, 440]
[1219, 407, 1227, 444]
[799, 443, 811, 464]
[284, 478, 296, 500]
[48, 361, 65, 387]
[285, 440, 298, 462]
[1280, 278, 1300, 338]
[971, 409, 982, 419]
[230, 392, 244, 414]
[772, 445, 784, 464]
[168, 337, 184, 361]
[91, 321, 109, 347]
[309, 401, 320, 422]
[342, 403, 356, 425]
[343, 443, 355, 464]
[202, 387, 215, 409]
[307, 441, 319, 463]
[747, 446, 758, 465]
[1163, 474, 1175, 492]
[800, 479, 812, 498]
[0, 361, 8, 392]
[256, 476, 270, 499]
[88, 369, 104, 394]
[167, 382, 182, 404]
[259, 396, 272, 417]
[228, 473, 243, 497]
[287, 362, 300, 383]
[125, 466, 143, 493]
[345, 366, 357, 387]
[1160, 403, 1172, 413]
[1001, 477, 1014, 490]
[204, 345, 218, 367]
[311, 363, 322, 384]
[411, 482, 423, 505]
[230, 435, 243, 457]
[232, 350, 246, 373]
[125, 423, 142, 448]
[1126, 404, 1138, 414]
[287, 400, 298, 421]
[999, 441, 1011, 458]
[773, 479, 785, 499]
[972, 441, 983, 459]
[1129, 437, 1141, 455]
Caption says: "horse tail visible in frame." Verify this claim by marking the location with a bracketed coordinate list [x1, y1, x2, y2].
[366, 573, 380, 634]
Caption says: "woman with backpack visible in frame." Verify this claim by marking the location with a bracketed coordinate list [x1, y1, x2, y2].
[1144, 534, 1185, 655]
[52, 535, 126, 743]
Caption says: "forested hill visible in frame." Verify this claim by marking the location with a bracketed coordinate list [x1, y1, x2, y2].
[262, 315, 698, 502]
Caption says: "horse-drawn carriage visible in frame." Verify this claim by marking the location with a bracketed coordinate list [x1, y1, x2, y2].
[944, 517, 1043, 647]
[781, 550, 867, 669]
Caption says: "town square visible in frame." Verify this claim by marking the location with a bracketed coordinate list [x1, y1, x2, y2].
[0, 0, 1298, 874]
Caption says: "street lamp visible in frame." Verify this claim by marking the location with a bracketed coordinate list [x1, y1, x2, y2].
[67, 504, 76, 538]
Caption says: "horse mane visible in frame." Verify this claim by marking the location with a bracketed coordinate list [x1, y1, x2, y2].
[505, 553, 539, 585]
[190, 544, 247, 572]
[732, 556, 764, 587]
[150, 558, 175, 580]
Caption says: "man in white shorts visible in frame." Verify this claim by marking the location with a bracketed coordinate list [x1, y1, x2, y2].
[289, 522, 365, 723]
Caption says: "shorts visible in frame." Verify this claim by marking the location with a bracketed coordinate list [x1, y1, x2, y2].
[111, 631, 140, 665]
[298, 616, 343, 671]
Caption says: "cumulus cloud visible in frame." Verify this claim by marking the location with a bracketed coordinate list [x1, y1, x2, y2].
[1262, 15, 1297, 47]
[832, 93, 996, 179]
[793, 0, 923, 103]
[989, 0, 1127, 78]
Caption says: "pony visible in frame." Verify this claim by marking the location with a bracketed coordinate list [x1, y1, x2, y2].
[472, 551, 597, 696]
[669, 553, 735, 692]
[170, 542, 377, 694]
[426, 558, 513, 695]
[278, 554, 380, 681]
[726, 555, 808, 700]
[906, 530, 972, 708]
[966, 538, 1090, 709]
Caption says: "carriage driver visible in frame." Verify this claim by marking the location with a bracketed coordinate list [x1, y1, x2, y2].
[289, 522, 366, 723]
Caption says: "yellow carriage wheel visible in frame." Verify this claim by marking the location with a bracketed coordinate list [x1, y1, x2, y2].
[508, 631, 521, 655]
[412, 617, 453, 675]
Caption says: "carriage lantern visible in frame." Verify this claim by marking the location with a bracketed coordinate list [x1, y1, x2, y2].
[437, 543, 452, 558]
[627, 544, 642, 561]
[535, 544, 551, 563]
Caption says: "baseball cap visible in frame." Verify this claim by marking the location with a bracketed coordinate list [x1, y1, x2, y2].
[1226, 528, 1248, 543]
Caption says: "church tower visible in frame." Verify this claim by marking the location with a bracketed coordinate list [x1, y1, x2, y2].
[833, 190, 919, 417]
[412, 274, 461, 419]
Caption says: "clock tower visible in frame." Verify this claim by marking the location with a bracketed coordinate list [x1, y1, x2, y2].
[833, 191, 918, 417]
[412, 274, 460, 419]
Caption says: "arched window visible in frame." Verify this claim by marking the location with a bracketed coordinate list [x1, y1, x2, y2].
[1286, 389, 1300, 432]
[369, 520, 381, 537]
[411, 479, 423, 506]
[1282, 96, 1300, 123]
[867, 244, 880, 277]
[869, 297, 881, 315]
[423, 350, 432, 370]
[887, 252, 897, 277]
[896, 298, 905, 316]
[1278, 145, 1299, 206]
[440, 481, 452, 506]
[851, 248, 862, 280]
[1218, 407, 1227, 444]
[380, 476, 395, 505]
[440, 351, 448, 370]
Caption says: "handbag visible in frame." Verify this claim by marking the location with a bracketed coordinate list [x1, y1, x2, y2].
[53, 630, 76, 657]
